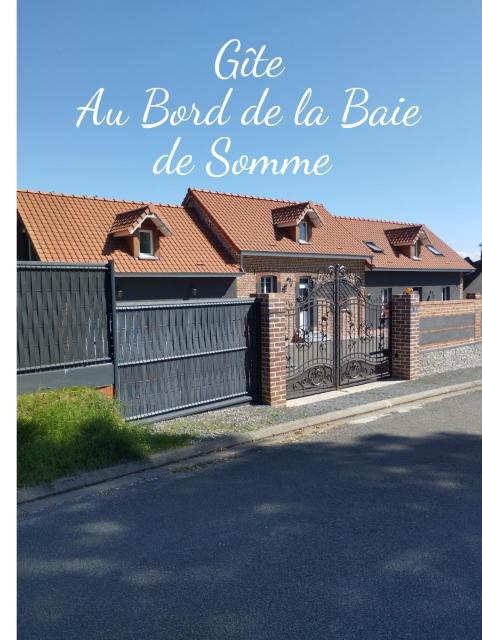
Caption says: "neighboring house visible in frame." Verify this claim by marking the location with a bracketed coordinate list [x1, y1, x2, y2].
[17, 188, 473, 304]
[464, 248, 482, 295]
[335, 216, 472, 302]
[17, 190, 241, 301]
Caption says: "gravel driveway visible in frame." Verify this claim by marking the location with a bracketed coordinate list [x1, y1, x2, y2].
[153, 366, 482, 440]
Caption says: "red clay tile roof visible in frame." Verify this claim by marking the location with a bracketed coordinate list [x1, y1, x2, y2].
[18, 188, 472, 274]
[185, 189, 370, 257]
[272, 202, 310, 226]
[109, 208, 148, 235]
[17, 190, 240, 274]
[384, 225, 424, 247]
[272, 202, 323, 228]
[336, 216, 473, 271]
[110, 206, 172, 237]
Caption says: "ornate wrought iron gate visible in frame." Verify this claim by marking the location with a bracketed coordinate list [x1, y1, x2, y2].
[286, 265, 391, 399]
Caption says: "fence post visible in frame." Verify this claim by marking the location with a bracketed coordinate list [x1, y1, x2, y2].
[108, 259, 119, 396]
[391, 292, 420, 379]
[258, 293, 287, 406]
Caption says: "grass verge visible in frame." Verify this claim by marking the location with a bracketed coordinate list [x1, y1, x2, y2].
[17, 387, 190, 487]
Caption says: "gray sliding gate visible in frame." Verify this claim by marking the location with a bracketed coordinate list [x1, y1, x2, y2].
[115, 299, 259, 420]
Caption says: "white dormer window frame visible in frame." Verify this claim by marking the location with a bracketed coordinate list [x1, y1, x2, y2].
[298, 220, 309, 243]
[412, 240, 421, 259]
[139, 229, 154, 257]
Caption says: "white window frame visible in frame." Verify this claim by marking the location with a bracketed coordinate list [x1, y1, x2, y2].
[412, 241, 421, 259]
[260, 275, 277, 293]
[382, 288, 392, 304]
[139, 229, 154, 257]
[298, 220, 309, 243]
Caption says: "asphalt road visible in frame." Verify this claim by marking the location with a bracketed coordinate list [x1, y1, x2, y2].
[18, 391, 482, 640]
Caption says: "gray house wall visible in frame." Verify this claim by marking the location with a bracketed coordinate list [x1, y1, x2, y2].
[365, 270, 461, 302]
[115, 276, 238, 302]
[464, 271, 482, 295]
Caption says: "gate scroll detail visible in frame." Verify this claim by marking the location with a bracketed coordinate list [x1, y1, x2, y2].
[286, 265, 391, 399]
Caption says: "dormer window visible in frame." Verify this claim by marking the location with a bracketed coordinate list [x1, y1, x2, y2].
[110, 206, 172, 260]
[271, 202, 323, 244]
[299, 220, 309, 243]
[139, 229, 154, 257]
[412, 241, 420, 259]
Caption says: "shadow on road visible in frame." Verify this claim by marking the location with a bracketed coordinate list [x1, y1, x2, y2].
[18, 426, 482, 640]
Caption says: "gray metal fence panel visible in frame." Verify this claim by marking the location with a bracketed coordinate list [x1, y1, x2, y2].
[17, 264, 259, 419]
[116, 299, 259, 420]
[17, 262, 112, 372]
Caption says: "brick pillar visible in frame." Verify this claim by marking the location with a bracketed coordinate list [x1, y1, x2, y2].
[258, 293, 287, 406]
[391, 293, 420, 379]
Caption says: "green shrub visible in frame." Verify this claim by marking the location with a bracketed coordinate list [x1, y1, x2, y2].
[17, 387, 188, 487]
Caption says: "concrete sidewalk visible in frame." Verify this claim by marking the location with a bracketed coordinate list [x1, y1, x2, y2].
[18, 366, 482, 506]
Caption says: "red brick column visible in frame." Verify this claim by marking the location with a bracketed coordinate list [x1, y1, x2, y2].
[391, 293, 420, 379]
[257, 293, 287, 406]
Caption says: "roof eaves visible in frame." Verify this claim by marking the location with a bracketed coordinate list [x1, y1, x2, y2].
[240, 250, 372, 260]
[372, 266, 475, 272]
[115, 271, 243, 278]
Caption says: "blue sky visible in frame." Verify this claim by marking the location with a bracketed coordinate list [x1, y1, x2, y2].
[18, 0, 482, 258]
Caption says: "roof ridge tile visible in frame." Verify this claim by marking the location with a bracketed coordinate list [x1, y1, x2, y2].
[17, 189, 184, 208]
[189, 187, 301, 204]
[336, 214, 420, 225]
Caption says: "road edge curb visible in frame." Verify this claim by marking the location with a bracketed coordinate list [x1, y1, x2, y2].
[17, 379, 482, 505]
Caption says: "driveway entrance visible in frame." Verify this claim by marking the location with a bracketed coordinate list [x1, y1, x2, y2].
[286, 265, 391, 399]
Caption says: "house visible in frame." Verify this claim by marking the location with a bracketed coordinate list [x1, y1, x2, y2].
[17, 190, 241, 301]
[184, 188, 473, 302]
[335, 216, 472, 302]
[17, 188, 473, 304]
[183, 188, 371, 301]
[464, 247, 482, 296]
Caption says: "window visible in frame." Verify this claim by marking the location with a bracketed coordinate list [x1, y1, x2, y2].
[413, 286, 423, 300]
[382, 288, 392, 304]
[298, 277, 314, 331]
[139, 230, 154, 256]
[427, 244, 444, 256]
[412, 241, 421, 259]
[260, 275, 277, 293]
[298, 220, 309, 242]
[442, 286, 450, 301]
[364, 241, 384, 254]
